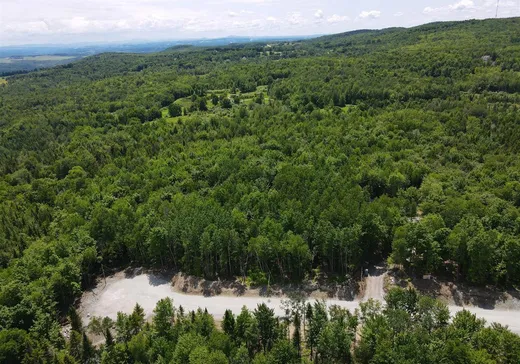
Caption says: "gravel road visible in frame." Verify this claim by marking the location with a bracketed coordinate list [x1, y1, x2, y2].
[362, 265, 386, 301]
[79, 271, 520, 334]
[79, 272, 359, 322]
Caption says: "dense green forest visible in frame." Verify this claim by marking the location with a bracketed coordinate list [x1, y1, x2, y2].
[1, 17, 520, 362]
[41, 288, 520, 363]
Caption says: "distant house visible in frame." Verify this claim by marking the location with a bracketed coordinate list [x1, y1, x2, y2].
[481, 55, 492, 63]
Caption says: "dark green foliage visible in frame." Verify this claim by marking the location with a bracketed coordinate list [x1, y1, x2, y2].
[1, 17, 520, 361]
[69, 307, 83, 333]
[221, 98, 232, 109]
[81, 332, 95, 363]
[88, 316, 114, 340]
[292, 313, 301, 355]
[58, 291, 520, 363]
[105, 327, 114, 347]
[223, 309, 236, 337]
[68, 330, 82, 360]
[169, 103, 182, 117]
[198, 98, 208, 111]
[354, 288, 520, 364]
[0, 329, 27, 364]
[306, 301, 328, 360]
[253, 303, 278, 353]
[316, 306, 355, 363]
[267, 339, 299, 364]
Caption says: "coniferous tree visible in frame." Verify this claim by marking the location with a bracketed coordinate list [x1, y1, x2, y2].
[105, 328, 114, 347]
[222, 309, 236, 338]
[254, 303, 278, 353]
[69, 307, 83, 333]
[68, 331, 82, 360]
[292, 313, 301, 357]
[81, 332, 95, 363]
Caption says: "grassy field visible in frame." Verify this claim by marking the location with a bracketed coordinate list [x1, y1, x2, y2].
[241, 85, 269, 104]
[158, 85, 269, 121]
[0, 55, 77, 63]
[0, 78, 7, 86]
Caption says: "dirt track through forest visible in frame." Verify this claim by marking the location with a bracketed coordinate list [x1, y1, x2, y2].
[80, 272, 360, 322]
[79, 270, 520, 334]
[362, 265, 386, 301]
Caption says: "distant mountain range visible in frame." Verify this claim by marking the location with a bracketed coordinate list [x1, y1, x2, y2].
[0, 35, 318, 75]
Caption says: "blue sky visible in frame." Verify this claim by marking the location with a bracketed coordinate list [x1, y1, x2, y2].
[1, 0, 519, 45]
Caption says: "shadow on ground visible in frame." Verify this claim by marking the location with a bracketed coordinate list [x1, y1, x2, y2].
[171, 272, 360, 300]
[389, 267, 520, 310]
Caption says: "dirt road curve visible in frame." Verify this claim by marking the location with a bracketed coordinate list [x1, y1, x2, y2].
[79, 271, 520, 334]
[80, 272, 359, 322]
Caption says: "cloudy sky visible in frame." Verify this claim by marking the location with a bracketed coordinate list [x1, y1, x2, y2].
[1, 0, 519, 45]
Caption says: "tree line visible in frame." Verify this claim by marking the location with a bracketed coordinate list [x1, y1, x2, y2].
[4, 287, 519, 363]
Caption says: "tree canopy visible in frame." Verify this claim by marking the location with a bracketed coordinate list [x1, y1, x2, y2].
[1, 17, 520, 362]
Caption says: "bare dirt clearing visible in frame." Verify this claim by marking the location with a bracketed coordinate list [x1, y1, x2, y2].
[79, 270, 359, 324]
[362, 265, 386, 301]
[79, 269, 520, 334]
[170, 272, 357, 300]
[388, 268, 520, 311]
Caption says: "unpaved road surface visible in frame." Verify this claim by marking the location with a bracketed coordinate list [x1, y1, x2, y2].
[360, 266, 520, 334]
[363, 265, 386, 301]
[80, 272, 359, 323]
[79, 271, 520, 334]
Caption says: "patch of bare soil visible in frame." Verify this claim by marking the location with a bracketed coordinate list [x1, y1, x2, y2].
[170, 272, 359, 301]
[387, 267, 520, 310]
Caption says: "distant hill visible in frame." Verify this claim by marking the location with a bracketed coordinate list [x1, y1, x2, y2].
[0, 35, 317, 75]
[307, 17, 520, 56]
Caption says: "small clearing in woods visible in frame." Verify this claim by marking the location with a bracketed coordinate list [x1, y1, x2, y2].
[78, 268, 520, 334]
[79, 269, 360, 324]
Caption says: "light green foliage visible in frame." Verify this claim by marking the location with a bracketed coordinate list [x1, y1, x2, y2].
[0, 17, 520, 362]
[316, 307, 353, 363]
[173, 333, 205, 364]
[267, 339, 300, 364]
[153, 298, 175, 338]
[88, 316, 114, 339]
[253, 303, 278, 353]
[306, 301, 328, 360]
[128, 331, 150, 363]
[189, 346, 228, 364]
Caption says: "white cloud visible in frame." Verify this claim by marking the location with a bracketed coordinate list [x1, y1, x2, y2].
[450, 0, 475, 10]
[287, 12, 305, 25]
[207, 0, 274, 3]
[4, 0, 517, 46]
[423, 0, 476, 14]
[5, 21, 50, 34]
[327, 14, 349, 23]
[359, 10, 381, 19]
